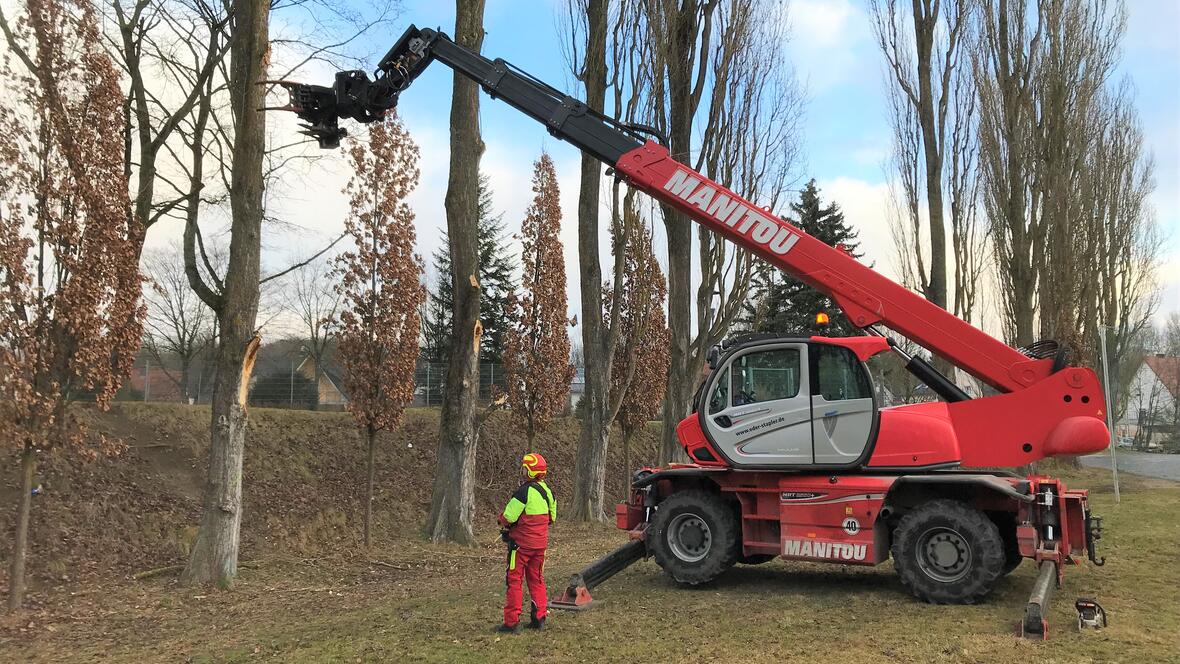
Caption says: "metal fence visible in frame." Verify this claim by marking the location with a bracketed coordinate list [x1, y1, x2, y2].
[413, 362, 507, 407]
[117, 354, 511, 411]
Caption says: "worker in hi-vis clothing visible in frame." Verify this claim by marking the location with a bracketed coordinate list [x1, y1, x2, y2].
[496, 453, 556, 633]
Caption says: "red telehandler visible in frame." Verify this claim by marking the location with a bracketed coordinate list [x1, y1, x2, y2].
[275, 25, 1110, 639]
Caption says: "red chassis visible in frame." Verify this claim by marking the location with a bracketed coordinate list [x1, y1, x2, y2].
[616, 470, 1092, 577]
[605, 466, 1099, 640]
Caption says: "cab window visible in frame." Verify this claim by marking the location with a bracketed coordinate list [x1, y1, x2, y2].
[708, 367, 730, 414]
[813, 344, 873, 401]
[730, 348, 801, 406]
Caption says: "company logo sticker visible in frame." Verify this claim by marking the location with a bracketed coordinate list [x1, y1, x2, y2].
[780, 492, 825, 501]
[663, 170, 801, 256]
[783, 538, 867, 561]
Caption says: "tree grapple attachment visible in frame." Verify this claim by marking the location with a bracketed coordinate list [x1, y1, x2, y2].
[264, 26, 437, 148]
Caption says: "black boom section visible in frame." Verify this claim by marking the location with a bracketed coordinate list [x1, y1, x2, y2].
[283, 25, 646, 163]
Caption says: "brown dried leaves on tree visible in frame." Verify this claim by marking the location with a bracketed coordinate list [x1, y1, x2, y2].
[332, 114, 424, 545]
[607, 207, 669, 490]
[0, 0, 144, 609]
[610, 221, 669, 435]
[503, 153, 575, 448]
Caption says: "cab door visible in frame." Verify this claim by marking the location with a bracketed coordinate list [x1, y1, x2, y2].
[810, 343, 877, 464]
[702, 343, 813, 466]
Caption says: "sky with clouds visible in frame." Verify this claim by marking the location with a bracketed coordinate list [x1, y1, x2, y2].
[144, 0, 1179, 338]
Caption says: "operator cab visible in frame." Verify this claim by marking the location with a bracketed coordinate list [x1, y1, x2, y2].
[696, 335, 878, 467]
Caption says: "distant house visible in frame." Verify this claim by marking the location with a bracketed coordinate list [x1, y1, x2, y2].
[295, 357, 348, 409]
[568, 367, 586, 413]
[1119, 354, 1179, 449]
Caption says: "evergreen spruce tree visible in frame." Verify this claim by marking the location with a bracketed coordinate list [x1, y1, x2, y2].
[422, 174, 517, 363]
[740, 180, 862, 336]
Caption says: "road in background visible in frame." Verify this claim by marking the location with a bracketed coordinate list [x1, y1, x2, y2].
[1082, 450, 1180, 482]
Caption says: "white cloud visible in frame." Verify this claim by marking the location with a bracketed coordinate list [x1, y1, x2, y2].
[813, 176, 897, 280]
[787, 0, 875, 94]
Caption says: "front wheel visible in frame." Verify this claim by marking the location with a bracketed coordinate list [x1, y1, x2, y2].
[891, 499, 1005, 604]
[649, 490, 739, 585]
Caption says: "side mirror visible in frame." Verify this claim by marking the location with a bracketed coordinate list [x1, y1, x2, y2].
[707, 345, 721, 370]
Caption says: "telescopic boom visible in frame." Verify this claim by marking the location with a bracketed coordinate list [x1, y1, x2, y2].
[274, 25, 1057, 395]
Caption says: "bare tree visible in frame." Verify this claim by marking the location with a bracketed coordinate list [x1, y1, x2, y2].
[974, 0, 1042, 345]
[142, 242, 217, 401]
[639, 0, 802, 464]
[1087, 82, 1159, 398]
[1163, 313, 1180, 357]
[333, 113, 424, 548]
[424, 0, 485, 546]
[179, 0, 270, 588]
[0, 0, 144, 610]
[1032, 0, 1125, 350]
[290, 258, 341, 409]
[872, 0, 979, 330]
[100, 0, 230, 247]
[503, 153, 575, 449]
[975, 0, 1152, 355]
[563, 0, 657, 520]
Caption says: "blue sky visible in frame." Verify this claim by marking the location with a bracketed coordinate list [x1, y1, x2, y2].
[159, 0, 1178, 335]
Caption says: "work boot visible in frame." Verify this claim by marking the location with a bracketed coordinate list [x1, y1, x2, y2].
[495, 623, 521, 634]
[527, 602, 546, 630]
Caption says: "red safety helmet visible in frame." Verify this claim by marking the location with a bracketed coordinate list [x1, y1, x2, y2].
[521, 453, 548, 479]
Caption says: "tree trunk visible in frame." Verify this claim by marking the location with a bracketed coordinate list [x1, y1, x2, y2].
[311, 358, 323, 411]
[569, 0, 610, 522]
[181, 0, 268, 588]
[658, 3, 700, 466]
[424, 0, 486, 546]
[364, 426, 376, 548]
[912, 7, 947, 312]
[621, 428, 632, 497]
[6, 444, 36, 611]
[572, 418, 610, 520]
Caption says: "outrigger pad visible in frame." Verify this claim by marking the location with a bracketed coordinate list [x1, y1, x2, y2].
[550, 582, 595, 611]
[549, 539, 647, 612]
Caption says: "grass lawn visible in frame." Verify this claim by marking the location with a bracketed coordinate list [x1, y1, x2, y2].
[4, 466, 1178, 663]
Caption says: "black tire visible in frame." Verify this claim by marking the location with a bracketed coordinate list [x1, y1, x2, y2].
[992, 513, 1023, 576]
[649, 490, 739, 585]
[890, 499, 1005, 604]
[738, 553, 777, 565]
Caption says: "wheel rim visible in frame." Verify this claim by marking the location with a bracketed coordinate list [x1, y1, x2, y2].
[667, 513, 712, 563]
[915, 526, 972, 583]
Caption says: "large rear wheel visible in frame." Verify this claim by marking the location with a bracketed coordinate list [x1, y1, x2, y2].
[991, 512, 1024, 575]
[649, 490, 739, 585]
[891, 499, 1005, 604]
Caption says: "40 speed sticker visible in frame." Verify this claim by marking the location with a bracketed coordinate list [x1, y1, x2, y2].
[841, 517, 860, 535]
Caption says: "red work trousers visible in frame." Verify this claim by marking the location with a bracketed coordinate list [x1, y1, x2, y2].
[503, 546, 547, 627]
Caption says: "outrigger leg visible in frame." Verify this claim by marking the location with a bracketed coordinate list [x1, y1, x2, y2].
[1020, 560, 1057, 640]
[550, 539, 647, 611]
